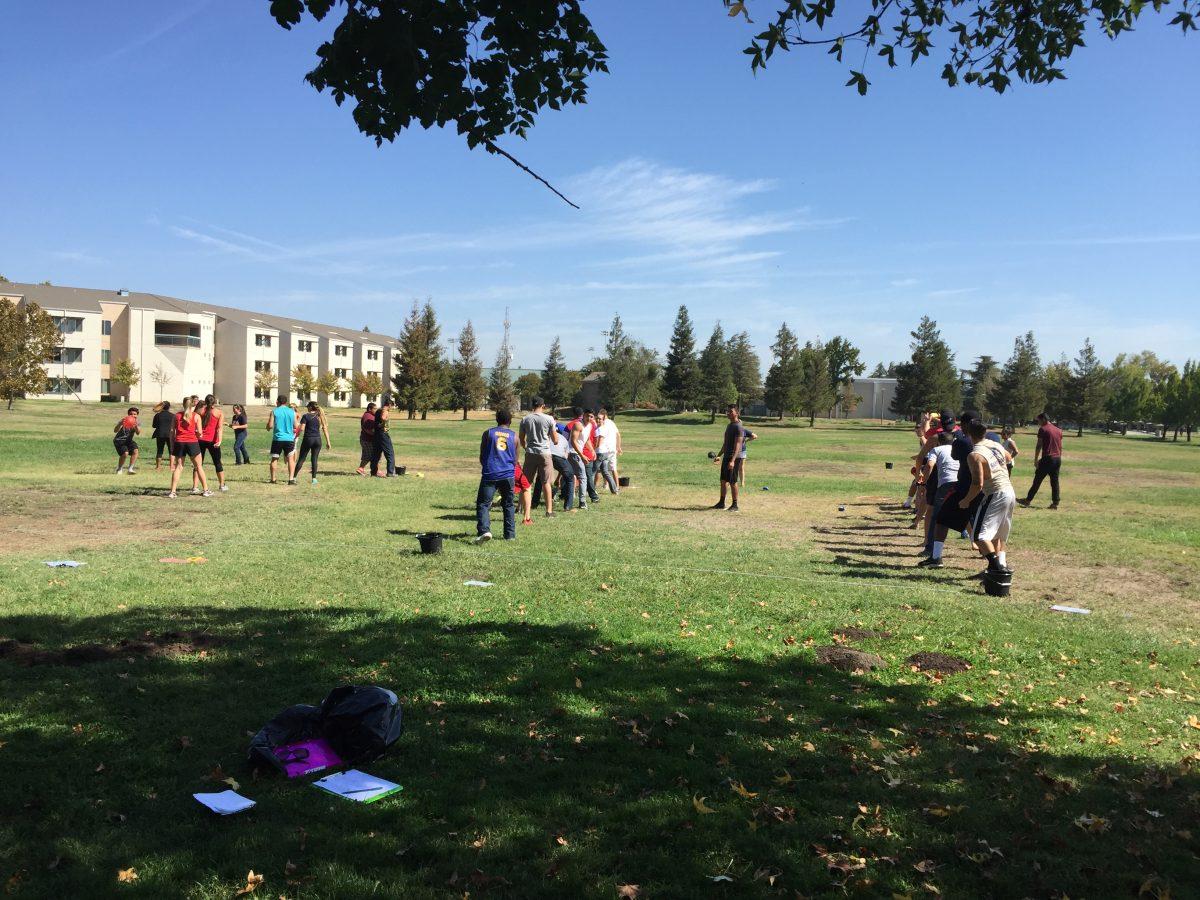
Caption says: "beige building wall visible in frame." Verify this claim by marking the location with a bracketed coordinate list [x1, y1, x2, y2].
[321, 333, 355, 407]
[29, 306, 104, 401]
[351, 339, 386, 406]
[120, 305, 216, 404]
[278, 328, 322, 401]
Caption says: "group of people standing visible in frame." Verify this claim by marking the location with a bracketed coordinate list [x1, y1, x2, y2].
[904, 407, 1064, 577]
[474, 397, 623, 542]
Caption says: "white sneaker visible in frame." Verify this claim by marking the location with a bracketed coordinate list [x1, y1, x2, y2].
[167, 491, 177, 499]
[190, 488, 202, 495]
[127, 467, 137, 474]
[476, 532, 492, 544]
[115, 466, 124, 474]
[202, 489, 213, 497]
[219, 484, 229, 492]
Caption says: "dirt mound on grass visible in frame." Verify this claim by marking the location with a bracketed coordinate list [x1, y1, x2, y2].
[0, 632, 224, 667]
[905, 652, 971, 675]
[814, 646, 885, 672]
[832, 627, 893, 641]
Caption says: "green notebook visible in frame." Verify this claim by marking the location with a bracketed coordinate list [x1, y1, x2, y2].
[311, 769, 402, 803]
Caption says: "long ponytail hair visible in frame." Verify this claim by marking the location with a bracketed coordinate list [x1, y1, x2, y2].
[200, 394, 217, 429]
[307, 400, 326, 431]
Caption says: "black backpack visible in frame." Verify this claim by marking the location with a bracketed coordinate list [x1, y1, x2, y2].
[248, 685, 403, 774]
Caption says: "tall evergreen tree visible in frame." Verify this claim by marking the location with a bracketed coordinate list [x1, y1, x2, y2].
[823, 335, 864, 415]
[795, 341, 837, 427]
[660, 305, 701, 411]
[487, 343, 517, 413]
[697, 323, 736, 422]
[990, 332, 1046, 425]
[1042, 355, 1073, 422]
[963, 355, 1000, 420]
[449, 320, 486, 420]
[726, 331, 762, 410]
[540, 336, 569, 411]
[1105, 353, 1152, 433]
[890, 316, 961, 418]
[1066, 337, 1108, 436]
[416, 302, 448, 419]
[763, 323, 800, 419]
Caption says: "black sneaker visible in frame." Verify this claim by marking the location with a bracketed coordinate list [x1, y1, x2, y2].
[728, 503, 739, 512]
[711, 502, 726, 510]
[916, 557, 944, 569]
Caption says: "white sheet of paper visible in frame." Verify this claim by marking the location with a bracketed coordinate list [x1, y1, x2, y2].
[44, 560, 85, 568]
[193, 790, 256, 815]
[312, 769, 401, 802]
[1050, 605, 1091, 615]
[463, 580, 493, 587]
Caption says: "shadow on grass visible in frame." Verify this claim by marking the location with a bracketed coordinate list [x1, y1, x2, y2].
[2, 610, 1196, 898]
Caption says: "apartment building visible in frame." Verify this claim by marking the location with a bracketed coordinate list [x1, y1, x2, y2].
[5, 282, 400, 407]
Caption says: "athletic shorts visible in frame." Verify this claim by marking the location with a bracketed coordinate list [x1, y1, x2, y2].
[172, 441, 201, 460]
[720, 457, 744, 484]
[114, 438, 137, 454]
[935, 487, 973, 532]
[513, 464, 531, 493]
[270, 439, 295, 459]
[924, 478, 937, 503]
[155, 436, 172, 457]
[973, 491, 1016, 543]
[523, 451, 554, 487]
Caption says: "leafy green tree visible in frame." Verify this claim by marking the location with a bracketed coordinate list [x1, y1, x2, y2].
[513, 373, 542, 410]
[1042, 356, 1073, 423]
[0, 300, 62, 409]
[291, 364, 316, 400]
[823, 335, 863, 415]
[890, 316, 960, 419]
[111, 358, 140, 401]
[698, 323, 737, 422]
[254, 368, 278, 404]
[540, 337, 570, 410]
[487, 345, 517, 413]
[990, 332, 1046, 425]
[963, 355, 999, 420]
[726, 330, 762, 410]
[315, 370, 342, 401]
[449, 320, 486, 420]
[596, 315, 659, 409]
[1066, 338, 1109, 435]
[660, 306, 701, 411]
[795, 341, 836, 427]
[764, 322, 800, 419]
[1105, 354, 1152, 433]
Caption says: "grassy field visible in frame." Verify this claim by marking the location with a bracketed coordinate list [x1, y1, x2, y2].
[1, 400, 1198, 898]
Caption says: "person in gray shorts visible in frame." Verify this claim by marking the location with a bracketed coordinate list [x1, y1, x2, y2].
[519, 396, 559, 517]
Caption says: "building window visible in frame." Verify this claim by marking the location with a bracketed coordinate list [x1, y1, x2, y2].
[101, 379, 111, 395]
[334, 391, 347, 401]
[335, 345, 348, 357]
[254, 386, 266, 399]
[101, 349, 111, 365]
[48, 347, 84, 364]
[334, 368, 348, 379]
[52, 316, 85, 334]
[45, 377, 83, 394]
[254, 360, 273, 372]
[102, 320, 112, 335]
[367, 349, 379, 361]
[298, 340, 314, 352]
[255, 334, 272, 347]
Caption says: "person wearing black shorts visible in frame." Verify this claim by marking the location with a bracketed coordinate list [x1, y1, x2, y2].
[112, 407, 141, 474]
[151, 402, 174, 470]
[712, 405, 755, 512]
[167, 397, 211, 499]
[918, 410, 980, 569]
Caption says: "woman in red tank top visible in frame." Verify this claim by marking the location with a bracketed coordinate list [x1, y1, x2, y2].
[168, 397, 210, 499]
[196, 395, 227, 492]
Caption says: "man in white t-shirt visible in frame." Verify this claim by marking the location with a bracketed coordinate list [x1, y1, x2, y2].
[958, 420, 1016, 575]
[594, 407, 622, 494]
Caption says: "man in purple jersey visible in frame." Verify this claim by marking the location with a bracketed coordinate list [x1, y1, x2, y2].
[476, 407, 518, 543]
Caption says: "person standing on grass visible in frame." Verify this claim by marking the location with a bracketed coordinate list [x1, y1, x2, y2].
[113, 407, 141, 474]
[371, 398, 396, 477]
[920, 409, 980, 568]
[958, 419, 1016, 575]
[567, 407, 600, 509]
[713, 405, 755, 511]
[293, 401, 332, 485]
[356, 402, 377, 475]
[594, 407, 622, 495]
[519, 396, 559, 517]
[476, 408, 518, 543]
[1018, 412, 1062, 509]
[919, 431, 959, 557]
[1001, 427, 1018, 476]
[535, 414, 574, 512]
[196, 395, 228, 492]
[168, 397, 210, 499]
[267, 395, 297, 485]
[151, 401, 174, 471]
[230, 404, 250, 465]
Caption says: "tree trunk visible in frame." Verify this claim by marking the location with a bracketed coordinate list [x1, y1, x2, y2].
[421, 409, 428, 420]
[461, 405, 468, 421]
[709, 407, 716, 424]
[809, 412, 815, 427]
[777, 410, 783, 421]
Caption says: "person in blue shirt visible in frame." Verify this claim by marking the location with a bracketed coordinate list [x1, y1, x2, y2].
[476, 408, 518, 543]
[267, 395, 297, 485]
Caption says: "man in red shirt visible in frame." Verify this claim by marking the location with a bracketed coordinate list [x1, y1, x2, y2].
[1018, 412, 1063, 509]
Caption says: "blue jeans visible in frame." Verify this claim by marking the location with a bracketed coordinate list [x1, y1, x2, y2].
[584, 457, 601, 500]
[553, 454, 575, 510]
[372, 433, 395, 476]
[570, 453, 597, 504]
[597, 452, 617, 493]
[476, 477, 515, 539]
[233, 430, 249, 464]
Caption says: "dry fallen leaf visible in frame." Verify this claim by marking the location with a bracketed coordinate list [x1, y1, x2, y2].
[801, 741, 816, 752]
[729, 781, 758, 799]
[235, 870, 264, 896]
[693, 795, 716, 814]
[223, 776, 241, 792]
[117, 868, 138, 883]
[616, 885, 641, 899]
[574, 677, 583, 689]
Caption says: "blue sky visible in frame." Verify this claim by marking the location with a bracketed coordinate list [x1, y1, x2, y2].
[3, 1, 1197, 371]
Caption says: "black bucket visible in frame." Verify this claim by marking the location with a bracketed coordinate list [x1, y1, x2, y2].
[397, 465, 407, 476]
[983, 569, 1012, 597]
[416, 532, 443, 554]
[618, 476, 631, 487]
[885, 462, 894, 470]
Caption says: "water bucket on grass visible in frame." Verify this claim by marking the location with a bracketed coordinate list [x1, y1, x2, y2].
[618, 476, 631, 487]
[983, 569, 1012, 597]
[885, 462, 894, 470]
[397, 465, 407, 476]
[416, 533, 444, 554]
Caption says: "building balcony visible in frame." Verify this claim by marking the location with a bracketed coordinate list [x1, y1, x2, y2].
[155, 321, 202, 348]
